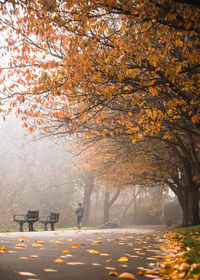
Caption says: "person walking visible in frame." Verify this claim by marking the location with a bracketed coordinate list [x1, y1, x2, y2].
[75, 203, 84, 229]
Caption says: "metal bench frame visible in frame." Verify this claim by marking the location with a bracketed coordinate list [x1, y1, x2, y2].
[39, 212, 60, 231]
[13, 210, 39, 232]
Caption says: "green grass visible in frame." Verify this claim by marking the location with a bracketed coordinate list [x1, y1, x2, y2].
[173, 225, 200, 234]
[0, 228, 19, 233]
[173, 225, 200, 276]
[0, 226, 96, 233]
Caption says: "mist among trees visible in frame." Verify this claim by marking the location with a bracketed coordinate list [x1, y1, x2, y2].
[0, 1, 199, 229]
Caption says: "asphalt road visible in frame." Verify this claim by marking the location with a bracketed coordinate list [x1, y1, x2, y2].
[0, 227, 167, 280]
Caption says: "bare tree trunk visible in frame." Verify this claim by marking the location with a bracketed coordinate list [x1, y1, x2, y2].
[120, 187, 139, 223]
[82, 181, 94, 226]
[103, 191, 110, 223]
[103, 187, 120, 223]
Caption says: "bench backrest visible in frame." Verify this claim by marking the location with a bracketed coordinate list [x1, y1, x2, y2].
[27, 210, 39, 221]
[50, 212, 59, 223]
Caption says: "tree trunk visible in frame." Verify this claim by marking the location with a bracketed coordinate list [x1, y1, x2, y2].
[103, 187, 120, 223]
[120, 187, 139, 223]
[167, 163, 200, 227]
[82, 181, 94, 226]
[177, 186, 200, 226]
[103, 191, 110, 223]
[192, 185, 200, 225]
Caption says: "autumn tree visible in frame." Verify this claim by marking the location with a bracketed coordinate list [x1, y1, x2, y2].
[0, 0, 199, 225]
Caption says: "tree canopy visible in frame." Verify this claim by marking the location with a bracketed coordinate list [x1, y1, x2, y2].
[0, 0, 199, 225]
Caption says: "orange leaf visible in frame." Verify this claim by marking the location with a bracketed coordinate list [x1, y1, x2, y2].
[54, 241, 63, 245]
[93, 240, 101, 244]
[15, 243, 26, 248]
[118, 272, 136, 279]
[88, 249, 100, 254]
[54, 258, 65, 263]
[109, 271, 119, 276]
[0, 246, 6, 251]
[32, 242, 42, 247]
[62, 250, 70, 254]
[117, 256, 128, 262]
[70, 243, 79, 248]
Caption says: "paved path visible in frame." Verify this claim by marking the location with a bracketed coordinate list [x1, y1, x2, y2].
[0, 227, 167, 280]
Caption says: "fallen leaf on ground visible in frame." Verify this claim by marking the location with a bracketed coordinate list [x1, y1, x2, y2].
[54, 241, 62, 245]
[125, 254, 139, 258]
[36, 240, 46, 244]
[105, 266, 116, 270]
[19, 256, 32, 260]
[88, 249, 100, 254]
[92, 263, 102, 266]
[106, 259, 112, 262]
[70, 243, 79, 248]
[18, 272, 37, 276]
[15, 243, 26, 248]
[145, 269, 158, 274]
[67, 262, 85, 265]
[18, 238, 24, 242]
[93, 240, 101, 244]
[54, 258, 65, 263]
[109, 271, 119, 276]
[117, 256, 128, 262]
[44, 268, 57, 272]
[0, 246, 6, 252]
[120, 264, 128, 268]
[62, 250, 70, 254]
[118, 272, 136, 279]
[24, 238, 30, 241]
[32, 242, 42, 247]
[100, 253, 111, 256]
[61, 254, 72, 258]
[30, 255, 39, 258]
[137, 270, 144, 276]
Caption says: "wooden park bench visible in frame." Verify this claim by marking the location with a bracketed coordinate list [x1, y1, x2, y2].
[13, 210, 39, 232]
[39, 212, 60, 231]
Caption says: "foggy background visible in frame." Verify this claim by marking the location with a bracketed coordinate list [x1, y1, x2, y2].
[0, 117, 182, 231]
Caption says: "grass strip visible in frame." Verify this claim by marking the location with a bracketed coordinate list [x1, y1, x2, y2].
[173, 225, 200, 277]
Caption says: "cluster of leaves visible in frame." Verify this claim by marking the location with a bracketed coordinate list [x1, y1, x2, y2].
[174, 225, 200, 274]
[158, 226, 200, 279]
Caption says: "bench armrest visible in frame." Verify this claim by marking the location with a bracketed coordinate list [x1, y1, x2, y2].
[13, 214, 27, 221]
[39, 215, 50, 221]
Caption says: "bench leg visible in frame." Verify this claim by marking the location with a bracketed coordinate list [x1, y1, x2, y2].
[28, 222, 35, 231]
[51, 223, 55, 231]
[44, 222, 48, 231]
[19, 222, 24, 232]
